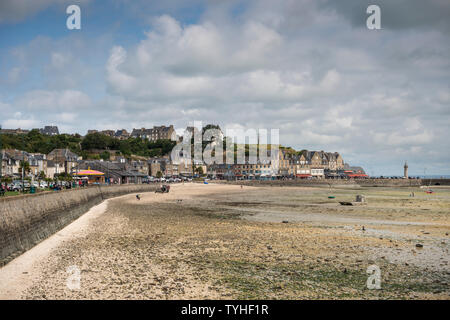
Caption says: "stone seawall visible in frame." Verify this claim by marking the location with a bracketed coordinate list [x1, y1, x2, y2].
[0, 184, 156, 266]
[213, 179, 423, 188]
[422, 179, 450, 186]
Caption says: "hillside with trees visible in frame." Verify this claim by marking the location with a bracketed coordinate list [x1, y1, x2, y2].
[1, 125, 289, 161]
[0, 130, 176, 159]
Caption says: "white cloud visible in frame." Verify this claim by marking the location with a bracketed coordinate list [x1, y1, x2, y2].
[50, 52, 69, 69]
[1, 1, 449, 175]
[299, 130, 341, 145]
[319, 69, 341, 92]
[106, 46, 138, 95]
[2, 118, 40, 128]
[55, 112, 77, 122]
[105, 15, 345, 105]
[15, 90, 92, 111]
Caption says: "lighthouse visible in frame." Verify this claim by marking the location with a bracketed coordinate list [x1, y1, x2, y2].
[404, 161, 408, 179]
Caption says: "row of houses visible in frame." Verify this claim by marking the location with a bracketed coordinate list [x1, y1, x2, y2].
[1, 125, 176, 142]
[0, 148, 196, 184]
[87, 129, 131, 140]
[72, 155, 199, 183]
[1, 124, 220, 145]
[0, 148, 79, 179]
[85, 125, 177, 142]
[207, 150, 366, 179]
[278, 150, 346, 178]
[1, 146, 366, 183]
[0, 126, 59, 136]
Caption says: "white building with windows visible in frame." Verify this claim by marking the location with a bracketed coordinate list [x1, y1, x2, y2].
[310, 168, 324, 178]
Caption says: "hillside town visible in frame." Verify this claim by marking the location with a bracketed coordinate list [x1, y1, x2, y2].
[0, 125, 368, 190]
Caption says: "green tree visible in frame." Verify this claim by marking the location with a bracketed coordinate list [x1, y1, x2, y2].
[1, 176, 12, 184]
[19, 160, 31, 174]
[156, 171, 163, 179]
[56, 172, 72, 181]
[119, 139, 132, 156]
[37, 171, 46, 184]
[195, 166, 204, 175]
[2, 131, 187, 160]
[81, 133, 108, 150]
[202, 124, 221, 136]
[100, 151, 110, 161]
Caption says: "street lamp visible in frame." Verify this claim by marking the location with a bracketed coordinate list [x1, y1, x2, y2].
[106, 161, 109, 185]
[22, 150, 25, 193]
[21, 133, 25, 193]
[0, 125, 3, 182]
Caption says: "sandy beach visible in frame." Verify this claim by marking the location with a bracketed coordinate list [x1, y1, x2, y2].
[0, 183, 448, 299]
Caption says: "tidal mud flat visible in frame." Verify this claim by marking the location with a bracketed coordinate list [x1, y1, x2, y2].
[0, 183, 448, 299]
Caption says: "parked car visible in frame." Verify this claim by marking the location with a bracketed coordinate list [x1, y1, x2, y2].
[11, 183, 22, 191]
[39, 181, 48, 189]
[9, 181, 30, 191]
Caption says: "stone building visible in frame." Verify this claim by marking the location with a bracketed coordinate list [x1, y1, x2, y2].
[148, 158, 168, 177]
[28, 154, 48, 177]
[0, 128, 30, 135]
[100, 130, 115, 137]
[0, 150, 20, 176]
[207, 164, 235, 179]
[114, 129, 130, 140]
[131, 125, 175, 142]
[45, 160, 58, 179]
[39, 126, 59, 136]
[47, 148, 80, 175]
[165, 161, 193, 177]
[75, 160, 147, 184]
[234, 153, 279, 179]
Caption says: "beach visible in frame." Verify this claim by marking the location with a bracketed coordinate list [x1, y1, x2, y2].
[0, 183, 448, 299]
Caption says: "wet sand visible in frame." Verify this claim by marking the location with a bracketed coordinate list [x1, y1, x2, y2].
[0, 183, 449, 299]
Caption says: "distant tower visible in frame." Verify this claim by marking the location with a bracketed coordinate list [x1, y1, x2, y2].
[404, 161, 408, 179]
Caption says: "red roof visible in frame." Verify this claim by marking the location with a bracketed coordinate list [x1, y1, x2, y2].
[346, 173, 368, 178]
[296, 174, 311, 177]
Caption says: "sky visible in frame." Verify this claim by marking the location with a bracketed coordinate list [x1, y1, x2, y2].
[0, 0, 449, 176]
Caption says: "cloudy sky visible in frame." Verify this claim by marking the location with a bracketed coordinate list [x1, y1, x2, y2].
[0, 0, 449, 175]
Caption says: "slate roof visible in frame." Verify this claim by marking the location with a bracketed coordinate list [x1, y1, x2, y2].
[48, 149, 79, 162]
